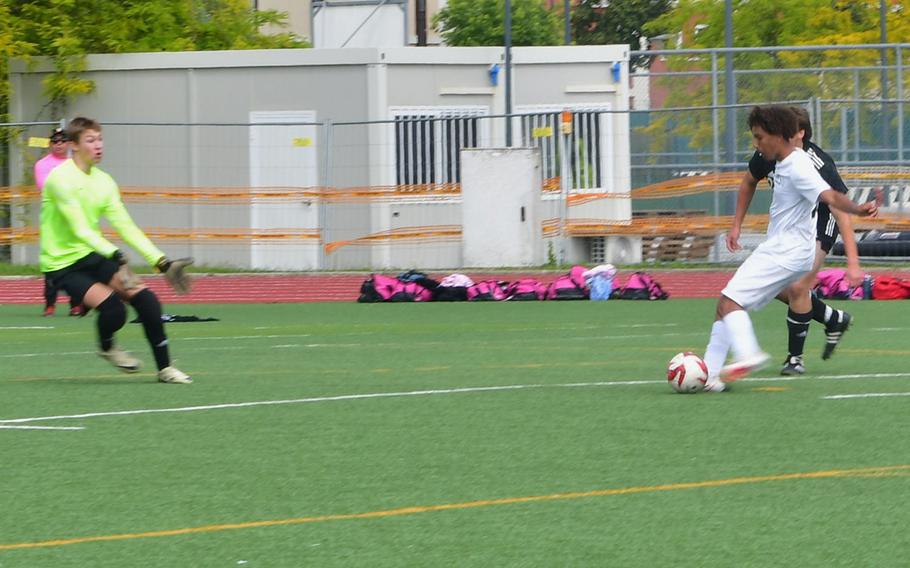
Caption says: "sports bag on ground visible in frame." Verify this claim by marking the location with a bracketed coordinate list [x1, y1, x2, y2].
[613, 272, 669, 300]
[506, 279, 547, 301]
[467, 280, 507, 301]
[357, 274, 400, 303]
[546, 266, 589, 300]
[872, 276, 910, 300]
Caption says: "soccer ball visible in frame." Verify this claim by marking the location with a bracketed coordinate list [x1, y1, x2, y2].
[667, 352, 708, 393]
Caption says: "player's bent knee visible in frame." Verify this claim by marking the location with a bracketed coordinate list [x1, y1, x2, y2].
[83, 282, 116, 309]
[97, 293, 127, 329]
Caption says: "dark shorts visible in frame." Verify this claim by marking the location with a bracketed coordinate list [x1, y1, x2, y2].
[816, 203, 840, 254]
[44, 253, 119, 305]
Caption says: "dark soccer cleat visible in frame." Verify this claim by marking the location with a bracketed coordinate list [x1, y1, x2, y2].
[822, 311, 852, 360]
[69, 305, 86, 317]
[780, 354, 805, 376]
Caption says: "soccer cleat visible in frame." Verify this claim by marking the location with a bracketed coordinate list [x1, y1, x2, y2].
[720, 351, 771, 382]
[703, 378, 728, 393]
[780, 354, 805, 376]
[157, 366, 192, 384]
[97, 347, 141, 373]
[43, 305, 55, 317]
[822, 310, 852, 360]
[69, 305, 86, 317]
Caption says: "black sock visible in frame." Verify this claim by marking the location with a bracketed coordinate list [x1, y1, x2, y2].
[130, 289, 170, 371]
[96, 294, 126, 352]
[810, 295, 833, 325]
[787, 309, 813, 357]
[44, 278, 57, 308]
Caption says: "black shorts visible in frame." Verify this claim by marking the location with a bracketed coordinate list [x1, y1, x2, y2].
[816, 203, 840, 254]
[44, 253, 119, 305]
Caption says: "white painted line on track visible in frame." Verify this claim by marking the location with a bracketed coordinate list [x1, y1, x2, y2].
[0, 425, 84, 431]
[1, 372, 908, 425]
[822, 392, 910, 400]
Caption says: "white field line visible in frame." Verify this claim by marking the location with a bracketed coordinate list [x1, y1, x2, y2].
[1, 372, 908, 426]
[0, 326, 54, 330]
[0, 425, 84, 431]
[822, 392, 910, 400]
[0, 331, 702, 360]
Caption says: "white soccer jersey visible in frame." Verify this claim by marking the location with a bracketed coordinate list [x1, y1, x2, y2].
[767, 148, 830, 243]
[721, 148, 831, 311]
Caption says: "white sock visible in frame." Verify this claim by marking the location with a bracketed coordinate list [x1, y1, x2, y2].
[703, 320, 730, 381]
[722, 309, 762, 361]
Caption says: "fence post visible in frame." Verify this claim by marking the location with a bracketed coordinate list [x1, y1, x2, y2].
[319, 119, 334, 270]
[897, 45, 904, 162]
[853, 70, 861, 163]
[711, 51, 721, 262]
[840, 106, 848, 164]
[559, 110, 572, 265]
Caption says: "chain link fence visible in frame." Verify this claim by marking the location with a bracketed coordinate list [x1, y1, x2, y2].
[4, 43, 910, 268]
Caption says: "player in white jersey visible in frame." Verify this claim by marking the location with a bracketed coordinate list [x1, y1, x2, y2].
[702, 106, 878, 392]
[744, 107, 861, 375]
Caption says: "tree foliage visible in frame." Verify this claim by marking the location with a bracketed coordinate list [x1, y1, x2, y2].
[572, 0, 672, 66]
[637, 0, 910, 156]
[1, 0, 307, 119]
[433, 0, 562, 46]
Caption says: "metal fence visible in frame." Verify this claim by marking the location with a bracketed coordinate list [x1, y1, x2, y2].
[4, 43, 910, 268]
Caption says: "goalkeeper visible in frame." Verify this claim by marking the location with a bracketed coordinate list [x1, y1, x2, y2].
[41, 117, 193, 384]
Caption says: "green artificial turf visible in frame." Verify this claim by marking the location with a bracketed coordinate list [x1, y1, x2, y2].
[0, 300, 908, 567]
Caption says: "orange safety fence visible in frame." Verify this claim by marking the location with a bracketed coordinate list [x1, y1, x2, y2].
[0, 227, 321, 246]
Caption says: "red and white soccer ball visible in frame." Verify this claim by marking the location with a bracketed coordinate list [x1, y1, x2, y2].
[667, 352, 708, 393]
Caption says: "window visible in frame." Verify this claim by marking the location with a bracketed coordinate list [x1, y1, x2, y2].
[390, 106, 488, 186]
[518, 106, 611, 191]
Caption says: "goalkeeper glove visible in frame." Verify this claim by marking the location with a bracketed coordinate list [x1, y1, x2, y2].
[110, 250, 128, 265]
[156, 257, 194, 295]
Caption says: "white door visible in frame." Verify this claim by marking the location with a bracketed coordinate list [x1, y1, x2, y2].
[249, 110, 320, 270]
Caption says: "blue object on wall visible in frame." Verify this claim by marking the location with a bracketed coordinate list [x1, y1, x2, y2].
[611, 62, 621, 83]
[489, 64, 500, 87]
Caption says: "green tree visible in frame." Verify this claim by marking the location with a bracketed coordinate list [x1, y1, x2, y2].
[638, 0, 910, 157]
[3, 0, 307, 119]
[433, 0, 562, 46]
[572, 0, 671, 66]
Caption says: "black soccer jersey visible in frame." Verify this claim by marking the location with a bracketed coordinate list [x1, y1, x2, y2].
[747, 141, 849, 252]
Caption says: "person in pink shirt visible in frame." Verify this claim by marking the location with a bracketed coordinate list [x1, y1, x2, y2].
[35, 127, 84, 316]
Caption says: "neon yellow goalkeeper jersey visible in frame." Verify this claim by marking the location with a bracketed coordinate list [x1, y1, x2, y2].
[40, 159, 164, 272]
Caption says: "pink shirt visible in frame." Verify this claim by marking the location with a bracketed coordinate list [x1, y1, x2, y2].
[34, 153, 68, 191]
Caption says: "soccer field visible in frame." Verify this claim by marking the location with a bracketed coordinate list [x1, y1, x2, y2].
[1, 299, 908, 566]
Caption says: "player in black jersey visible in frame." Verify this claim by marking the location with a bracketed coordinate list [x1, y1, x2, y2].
[738, 106, 859, 375]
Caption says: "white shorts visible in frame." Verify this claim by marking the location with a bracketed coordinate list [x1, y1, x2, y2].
[721, 239, 812, 311]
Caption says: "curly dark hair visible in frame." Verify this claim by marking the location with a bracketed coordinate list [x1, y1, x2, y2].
[747, 105, 798, 140]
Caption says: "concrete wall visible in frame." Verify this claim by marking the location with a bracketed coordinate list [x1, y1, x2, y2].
[9, 46, 632, 270]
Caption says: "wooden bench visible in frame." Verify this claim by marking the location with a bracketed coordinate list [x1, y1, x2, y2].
[642, 234, 715, 262]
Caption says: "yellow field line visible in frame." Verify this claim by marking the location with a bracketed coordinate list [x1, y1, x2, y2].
[1, 465, 907, 552]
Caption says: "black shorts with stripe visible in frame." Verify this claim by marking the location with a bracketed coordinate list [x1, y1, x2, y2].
[816, 202, 839, 253]
[44, 252, 119, 305]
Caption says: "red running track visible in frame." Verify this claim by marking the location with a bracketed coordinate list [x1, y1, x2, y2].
[1, 270, 907, 305]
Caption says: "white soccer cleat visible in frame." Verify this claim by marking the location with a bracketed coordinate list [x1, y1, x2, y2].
[720, 351, 771, 382]
[98, 347, 141, 373]
[157, 366, 192, 384]
[703, 377, 727, 393]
